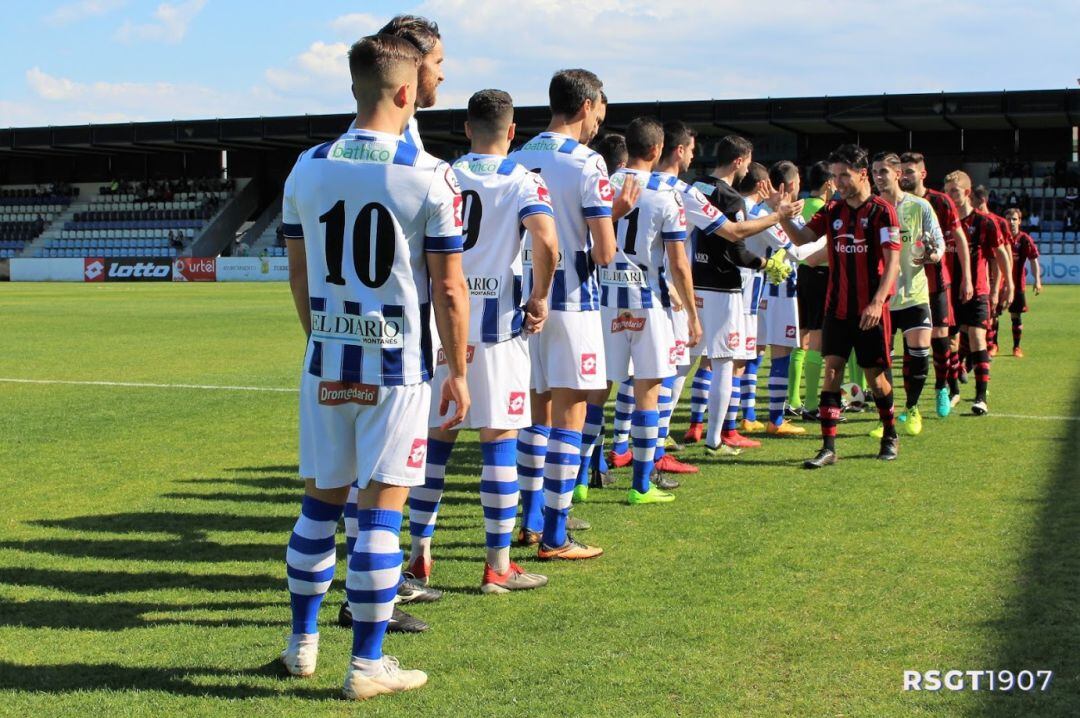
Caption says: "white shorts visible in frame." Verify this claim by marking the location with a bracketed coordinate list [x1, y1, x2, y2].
[757, 293, 800, 348]
[601, 305, 677, 382]
[690, 294, 707, 358]
[668, 307, 691, 366]
[699, 291, 746, 359]
[530, 310, 607, 392]
[299, 374, 431, 490]
[429, 336, 531, 430]
[740, 311, 759, 360]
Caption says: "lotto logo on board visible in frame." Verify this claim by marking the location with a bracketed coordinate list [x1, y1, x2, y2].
[581, 353, 597, 375]
[728, 331, 741, 348]
[83, 258, 105, 282]
[598, 179, 614, 202]
[785, 325, 797, 339]
[407, 439, 428, 469]
[508, 392, 525, 415]
[317, 381, 378, 406]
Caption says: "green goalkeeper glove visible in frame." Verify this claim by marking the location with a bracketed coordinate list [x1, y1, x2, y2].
[763, 248, 792, 285]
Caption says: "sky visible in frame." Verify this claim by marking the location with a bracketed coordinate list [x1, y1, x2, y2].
[0, 0, 1077, 128]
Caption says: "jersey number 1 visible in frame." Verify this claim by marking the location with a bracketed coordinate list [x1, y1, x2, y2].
[320, 200, 396, 288]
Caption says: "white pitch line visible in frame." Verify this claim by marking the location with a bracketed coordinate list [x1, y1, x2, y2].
[2, 378, 1079, 421]
[0, 378, 296, 393]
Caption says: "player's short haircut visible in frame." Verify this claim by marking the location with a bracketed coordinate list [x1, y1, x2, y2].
[900, 151, 926, 166]
[735, 161, 769, 195]
[660, 121, 697, 162]
[625, 117, 664, 159]
[549, 69, 603, 117]
[600, 90, 609, 105]
[871, 151, 902, 168]
[943, 170, 971, 188]
[807, 161, 832, 191]
[378, 15, 441, 55]
[715, 135, 753, 167]
[348, 35, 422, 105]
[467, 89, 514, 136]
[593, 133, 627, 171]
[1004, 207, 1023, 219]
[829, 144, 870, 171]
[769, 160, 800, 190]
[972, 185, 991, 202]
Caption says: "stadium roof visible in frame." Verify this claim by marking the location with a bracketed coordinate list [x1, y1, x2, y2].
[2, 88, 1077, 160]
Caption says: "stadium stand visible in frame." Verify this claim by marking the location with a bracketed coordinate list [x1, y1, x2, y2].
[247, 210, 287, 258]
[985, 165, 1080, 255]
[0, 185, 76, 258]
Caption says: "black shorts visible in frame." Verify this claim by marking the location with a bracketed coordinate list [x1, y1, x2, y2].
[797, 265, 828, 331]
[822, 312, 892, 370]
[1009, 290, 1028, 314]
[891, 303, 933, 334]
[957, 294, 990, 328]
[929, 289, 954, 328]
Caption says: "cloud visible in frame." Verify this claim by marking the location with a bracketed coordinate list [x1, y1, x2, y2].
[115, 0, 206, 44]
[45, 0, 126, 25]
[329, 12, 381, 39]
[264, 41, 350, 99]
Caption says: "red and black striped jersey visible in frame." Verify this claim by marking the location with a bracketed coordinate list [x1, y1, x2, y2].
[805, 196, 901, 320]
[958, 209, 1003, 296]
[1011, 231, 1039, 290]
[921, 188, 961, 293]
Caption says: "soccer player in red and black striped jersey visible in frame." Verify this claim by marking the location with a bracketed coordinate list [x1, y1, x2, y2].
[899, 152, 973, 417]
[1003, 207, 1042, 356]
[779, 144, 902, 468]
[943, 171, 1012, 415]
[972, 186, 1014, 356]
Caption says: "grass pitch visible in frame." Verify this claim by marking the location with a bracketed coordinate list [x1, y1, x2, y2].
[0, 283, 1077, 717]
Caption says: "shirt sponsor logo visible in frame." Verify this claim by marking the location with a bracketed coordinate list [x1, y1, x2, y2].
[84, 258, 105, 282]
[581, 353, 598, 375]
[599, 267, 646, 287]
[466, 276, 501, 297]
[835, 241, 869, 254]
[310, 311, 404, 347]
[598, 179, 614, 202]
[610, 312, 646, 333]
[330, 140, 394, 163]
[318, 381, 378, 406]
[521, 139, 561, 152]
[437, 344, 476, 366]
[669, 346, 681, 364]
[785, 324, 797, 339]
[522, 248, 563, 266]
[728, 331, 741, 348]
[745, 336, 756, 351]
[406, 438, 428, 469]
[695, 252, 710, 263]
[456, 158, 501, 174]
[508, 391, 526, 415]
[695, 295, 704, 308]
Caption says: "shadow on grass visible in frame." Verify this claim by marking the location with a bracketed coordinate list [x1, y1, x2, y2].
[975, 384, 1080, 718]
[0, 567, 282, 595]
[0, 599, 279, 631]
[0, 538, 280, 563]
[31, 512, 293, 536]
[0, 660, 337, 700]
[175, 476, 299, 490]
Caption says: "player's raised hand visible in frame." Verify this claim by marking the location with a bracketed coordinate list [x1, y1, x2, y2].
[438, 375, 471, 430]
[612, 174, 640, 220]
[778, 199, 804, 220]
[524, 295, 549, 334]
[762, 180, 783, 209]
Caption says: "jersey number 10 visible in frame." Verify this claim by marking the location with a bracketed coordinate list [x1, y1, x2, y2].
[319, 200, 396, 288]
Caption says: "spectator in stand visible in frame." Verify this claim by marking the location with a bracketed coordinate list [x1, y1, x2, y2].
[1029, 212, 1040, 231]
[170, 231, 184, 251]
[275, 224, 285, 248]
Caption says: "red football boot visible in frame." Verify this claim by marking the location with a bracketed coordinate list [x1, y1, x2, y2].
[654, 454, 699, 474]
[608, 449, 632, 468]
[682, 423, 704, 444]
[721, 430, 761, 449]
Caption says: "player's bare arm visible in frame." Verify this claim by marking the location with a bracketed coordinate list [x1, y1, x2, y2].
[522, 211, 557, 333]
[954, 224, 974, 301]
[861, 244, 901, 330]
[286, 236, 311, 337]
[587, 215, 617, 266]
[665, 241, 702, 347]
[428, 251, 471, 429]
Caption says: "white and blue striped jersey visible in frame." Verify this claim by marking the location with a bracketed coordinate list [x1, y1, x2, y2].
[283, 127, 463, 387]
[451, 153, 554, 343]
[743, 198, 805, 303]
[509, 131, 613, 312]
[601, 169, 687, 309]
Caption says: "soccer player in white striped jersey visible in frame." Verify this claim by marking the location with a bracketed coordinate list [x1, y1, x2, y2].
[375, 15, 444, 150]
[509, 69, 638, 560]
[601, 117, 701, 504]
[279, 35, 469, 700]
[403, 89, 559, 594]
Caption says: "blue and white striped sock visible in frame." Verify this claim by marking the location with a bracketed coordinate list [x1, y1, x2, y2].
[407, 438, 454, 561]
[724, 373, 741, 432]
[689, 366, 712, 424]
[517, 425, 549, 534]
[347, 508, 403, 661]
[769, 354, 791, 426]
[480, 439, 519, 572]
[542, 428, 582, 548]
[630, 409, 659, 494]
[742, 355, 761, 422]
[613, 379, 634, 454]
[343, 481, 359, 557]
[576, 403, 604, 488]
[654, 375, 676, 462]
[287, 495, 345, 635]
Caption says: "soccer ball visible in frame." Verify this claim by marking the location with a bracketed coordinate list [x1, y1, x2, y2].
[841, 382, 866, 410]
